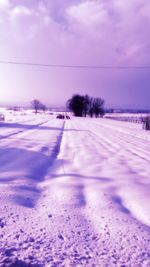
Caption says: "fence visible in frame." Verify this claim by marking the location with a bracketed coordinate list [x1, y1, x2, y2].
[105, 115, 150, 130]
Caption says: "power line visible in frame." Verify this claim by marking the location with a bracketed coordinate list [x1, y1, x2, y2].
[0, 60, 150, 69]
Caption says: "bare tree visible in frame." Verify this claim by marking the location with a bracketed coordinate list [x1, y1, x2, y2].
[83, 95, 90, 117]
[31, 99, 41, 114]
[88, 97, 94, 118]
[40, 103, 47, 113]
[92, 98, 105, 117]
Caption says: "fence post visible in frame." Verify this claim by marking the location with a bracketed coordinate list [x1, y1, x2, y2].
[143, 116, 150, 130]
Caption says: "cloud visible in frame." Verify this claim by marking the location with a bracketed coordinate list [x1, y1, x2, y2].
[0, 0, 149, 64]
[11, 5, 31, 17]
[67, 1, 109, 27]
[66, 0, 150, 65]
[0, 0, 150, 107]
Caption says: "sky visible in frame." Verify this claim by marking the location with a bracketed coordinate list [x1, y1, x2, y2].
[0, 0, 150, 108]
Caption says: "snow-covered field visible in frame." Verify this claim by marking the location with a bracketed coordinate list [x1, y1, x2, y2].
[0, 110, 150, 267]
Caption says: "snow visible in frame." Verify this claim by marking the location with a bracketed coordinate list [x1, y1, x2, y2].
[0, 111, 150, 266]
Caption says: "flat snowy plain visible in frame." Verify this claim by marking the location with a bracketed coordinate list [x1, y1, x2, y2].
[0, 110, 150, 267]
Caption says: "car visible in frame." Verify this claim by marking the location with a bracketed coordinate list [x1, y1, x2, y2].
[66, 115, 70, 119]
[56, 114, 71, 119]
[0, 113, 5, 121]
[56, 114, 65, 119]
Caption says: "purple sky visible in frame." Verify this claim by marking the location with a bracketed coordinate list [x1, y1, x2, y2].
[0, 0, 150, 108]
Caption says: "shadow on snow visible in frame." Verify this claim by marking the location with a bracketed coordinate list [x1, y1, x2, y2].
[0, 123, 65, 208]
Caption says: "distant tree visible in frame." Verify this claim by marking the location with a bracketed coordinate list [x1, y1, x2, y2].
[13, 106, 21, 112]
[31, 99, 41, 114]
[67, 94, 105, 118]
[92, 97, 105, 117]
[40, 103, 47, 113]
[88, 97, 94, 118]
[67, 94, 86, 117]
[83, 95, 90, 117]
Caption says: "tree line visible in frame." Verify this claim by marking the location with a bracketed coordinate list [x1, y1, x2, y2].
[31, 94, 105, 118]
[67, 94, 105, 117]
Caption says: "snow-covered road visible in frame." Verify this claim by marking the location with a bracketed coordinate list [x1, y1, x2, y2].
[0, 114, 150, 267]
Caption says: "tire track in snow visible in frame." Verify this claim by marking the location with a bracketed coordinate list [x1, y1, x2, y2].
[13, 120, 66, 207]
[82, 119, 150, 227]
[60, 119, 150, 227]
[0, 119, 50, 140]
[35, 121, 114, 266]
[0, 119, 105, 266]
[0, 119, 66, 208]
[0, 118, 150, 266]
[43, 118, 150, 266]
[94, 119, 150, 150]
[89, 120, 150, 164]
